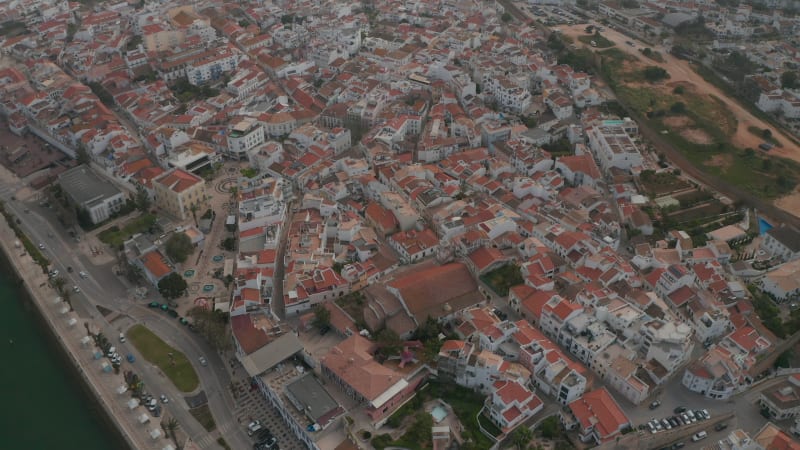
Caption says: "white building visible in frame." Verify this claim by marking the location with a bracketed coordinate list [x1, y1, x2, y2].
[186, 47, 241, 86]
[58, 165, 126, 225]
[227, 118, 265, 160]
[586, 123, 643, 172]
[757, 90, 800, 119]
[761, 225, 800, 262]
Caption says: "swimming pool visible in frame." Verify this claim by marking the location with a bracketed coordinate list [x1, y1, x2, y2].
[758, 217, 773, 235]
[431, 405, 447, 423]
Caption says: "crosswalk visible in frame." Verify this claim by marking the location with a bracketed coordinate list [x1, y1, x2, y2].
[193, 420, 239, 449]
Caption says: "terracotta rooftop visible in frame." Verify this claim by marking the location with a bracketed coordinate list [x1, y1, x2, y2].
[321, 335, 405, 404]
[388, 263, 483, 322]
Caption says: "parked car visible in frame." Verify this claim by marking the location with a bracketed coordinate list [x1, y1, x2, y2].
[247, 420, 262, 436]
[119, 333, 126, 343]
[72, 285, 80, 293]
[126, 354, 136, 363]
[649, 400, 661, 410]
[701, 409, 711, 420]
[160, 394, 169, 404]
[672, 442, 685, 449]
[674, 406, 687, 414]
[715, 423, 728, 431]
[79, 271, 88, 279]
[148, 301, 160, 308]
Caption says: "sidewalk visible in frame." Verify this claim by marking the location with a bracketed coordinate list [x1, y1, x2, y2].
[0, 201, 163, 449]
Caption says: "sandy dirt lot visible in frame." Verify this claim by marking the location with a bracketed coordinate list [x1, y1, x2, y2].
[560, 24, 800, 162]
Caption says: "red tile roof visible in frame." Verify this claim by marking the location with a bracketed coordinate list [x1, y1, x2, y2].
[568, 388, 630, 442]
[141, 250, 171, 279]
[388, 263, 483, 322]
[231, 314, 271, 354]
[321, 335, 404, 403]
[155, 168, 203, 193]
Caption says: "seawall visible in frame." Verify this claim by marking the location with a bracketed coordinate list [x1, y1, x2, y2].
[0, 208, 141, 450]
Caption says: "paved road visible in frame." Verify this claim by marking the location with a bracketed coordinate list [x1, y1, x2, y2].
[0, 181, 252, 450]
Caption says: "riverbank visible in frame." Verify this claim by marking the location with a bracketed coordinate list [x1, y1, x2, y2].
[0, 203, 154, 450]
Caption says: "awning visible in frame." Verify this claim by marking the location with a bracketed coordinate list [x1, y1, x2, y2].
[127, 399, 139, 410]
[138, 413, 150, 424]
[149, 428, 162, 440]
[117, 385, 128, 395]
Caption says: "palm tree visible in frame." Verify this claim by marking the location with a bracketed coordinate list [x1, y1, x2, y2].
[164, 417, 181, 449]
[53, 276, 67, 295]
[190, 203, 199, 227]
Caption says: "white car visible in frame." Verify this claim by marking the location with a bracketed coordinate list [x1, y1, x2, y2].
[198, 356, 208, 366]
[692, 431, 708, 442]
[119, 333, 126, 343]
[72, 285, 81, 293]
[38, 243, 45, 250]
[247, 420, 262, 436]
[79, 271, 89, 279]
[160, 394, 169, 404]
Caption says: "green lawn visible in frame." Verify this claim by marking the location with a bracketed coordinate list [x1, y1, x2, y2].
[127, 325, 199, 392]
[481, 264, 523, 297]
[98, 213, 157, 247]
[190, 405, 216, 431]
[427, 381, 498, 448]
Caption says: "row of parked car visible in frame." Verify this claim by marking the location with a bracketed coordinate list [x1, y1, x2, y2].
[646, 407, 711, 434]
[147, 301, 191, 326]
[247, 421, 278, 450]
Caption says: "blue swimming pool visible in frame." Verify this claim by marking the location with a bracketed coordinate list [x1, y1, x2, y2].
[758, 217, 773, 235]
[431, 405, 447, 423]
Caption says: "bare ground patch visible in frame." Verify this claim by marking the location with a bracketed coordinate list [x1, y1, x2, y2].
[705, 154, 733, 169]
[680, 128, 714, 144]
[774, 189, 800, 219]
[663, 116, 693, 128]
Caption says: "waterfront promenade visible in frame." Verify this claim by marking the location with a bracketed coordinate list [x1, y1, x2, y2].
[0, 176, 164, 450]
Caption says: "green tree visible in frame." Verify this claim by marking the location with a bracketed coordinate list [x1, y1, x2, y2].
[642, 66, 669, 82]
[670, 102, 686, 114]
[221, 236, 236, 251]
[53, 276, 67, 295]
[312, 304, 331, 330]
[76, 146, 91, 165]
[501, 12, 513, 22]
[190, 203, 199, 226]
[376, 328, 402, 356]
[165, 232, 193, 263]
[164, 417, 181, 450]
[537, 416, 562, 439]
[187, 306, 231, 350]
[134, 184, 151, 212]
[158, 273, 188, 300]
[781, 71, 798, 89]
[512, 426, 533, 450]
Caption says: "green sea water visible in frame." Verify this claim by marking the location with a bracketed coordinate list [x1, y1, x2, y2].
[0, 264, 125, 449]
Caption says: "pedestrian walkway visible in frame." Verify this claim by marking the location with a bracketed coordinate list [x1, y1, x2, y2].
[231, 377, 303, 448]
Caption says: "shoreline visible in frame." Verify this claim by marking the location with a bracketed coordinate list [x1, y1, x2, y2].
[4, 260, 131, 450]
[0, 208, 143, 450]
